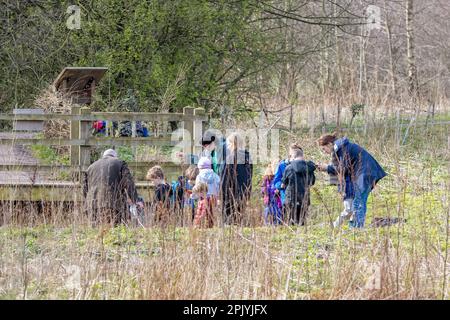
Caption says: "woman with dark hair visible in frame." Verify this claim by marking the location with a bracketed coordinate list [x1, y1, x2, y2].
[316, 133, 387, 228]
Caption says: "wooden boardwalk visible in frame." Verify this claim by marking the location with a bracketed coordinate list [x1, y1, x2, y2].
[0, 132, 156, 202]
[0, 132, 47, 184]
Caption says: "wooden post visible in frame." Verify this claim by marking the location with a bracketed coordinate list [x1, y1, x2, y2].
[131, 121, 137, 160]
[80, 107, 92, 170]
[183, 106, 195, 156]
[70, 106, 81, 166]
[193, 108, 205, 156]
[90, 78, 96, 105]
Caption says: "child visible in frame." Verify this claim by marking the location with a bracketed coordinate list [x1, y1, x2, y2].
[272, 145, 302, 219]
[281, 144, 316, 225]
[195, 157, 220, 199]
[261, 163, 282, 225]
[192, 182, 213, 227]
[146, 165, 173, 225]
[184, 165, 200, 220]
[191, 157, 220, 227]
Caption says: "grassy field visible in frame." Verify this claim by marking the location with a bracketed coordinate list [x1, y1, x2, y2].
[0, 116, 449, 299]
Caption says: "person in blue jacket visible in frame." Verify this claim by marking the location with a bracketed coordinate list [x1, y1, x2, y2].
[317, 133, 387, 228]
[272, 158, 289, 206]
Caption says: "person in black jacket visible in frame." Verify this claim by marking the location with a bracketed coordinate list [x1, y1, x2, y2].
[221, 132, 253, 225]
[146, 165, 173, 226]
[281, 144, 316, 225]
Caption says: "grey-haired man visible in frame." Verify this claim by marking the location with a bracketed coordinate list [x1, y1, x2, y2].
[83, 149, 139, 225]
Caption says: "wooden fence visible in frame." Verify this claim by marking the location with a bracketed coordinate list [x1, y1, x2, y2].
[0, 106, 207, 201]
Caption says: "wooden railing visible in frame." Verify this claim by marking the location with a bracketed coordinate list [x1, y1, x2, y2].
[0, 106, 207, 182]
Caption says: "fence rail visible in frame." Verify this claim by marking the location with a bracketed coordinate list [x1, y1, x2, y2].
[0, 137, 175, 147]
[0, 106, 206, 201]
[0, 112, 207, 122]
[0, 181, 156, 202]
[0, 106, 205, 166]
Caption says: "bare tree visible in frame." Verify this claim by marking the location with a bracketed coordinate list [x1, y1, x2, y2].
[406, 0, 419, 99]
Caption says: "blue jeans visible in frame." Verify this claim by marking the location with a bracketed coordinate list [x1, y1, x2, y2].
[349, 187, 371, 228]
[264, 203, 283, 225]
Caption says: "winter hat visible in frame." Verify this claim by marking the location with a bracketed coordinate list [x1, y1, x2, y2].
[103, 149, 118, 158]
[197, 157, 212, 169]
[201, 131, 216, 146]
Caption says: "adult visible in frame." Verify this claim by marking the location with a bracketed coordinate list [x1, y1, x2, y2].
[221, 132, 253, 224]
[83, 149, 139, 225]
[317, 134, 387, 228]
[184, 129, 227, 176]
[198, 130, 227, 176]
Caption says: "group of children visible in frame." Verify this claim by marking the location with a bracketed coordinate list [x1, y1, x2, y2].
[141, 140, 363, 228]
[142, 142, 317, 227]
[144, 156, 220, 227]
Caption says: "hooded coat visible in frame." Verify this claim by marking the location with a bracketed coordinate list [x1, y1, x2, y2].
[272, 159, 289, 205]
[281, 160, 316, 206]
[326, 137, 387, 193]
[195, 168, 221, 197]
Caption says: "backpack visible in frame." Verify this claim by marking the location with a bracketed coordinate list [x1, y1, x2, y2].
[170, 176, 185, 208]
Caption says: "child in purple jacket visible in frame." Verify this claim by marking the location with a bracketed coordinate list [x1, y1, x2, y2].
[261, 163, 283, 225]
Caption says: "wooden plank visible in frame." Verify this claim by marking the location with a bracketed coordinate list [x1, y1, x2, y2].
[0, 162, 182, 184]
[0, 138, 85, 145]
[79, 107, 91, 169]
[87, 137, 176, 147]
[0, 113, 208, 122]
[70, 106, 81, 166]
[0, 162, 181, 171]
[0, 182, 156, 202]
[91, 112, 207, 122]
[0, 137, 176, 147]
[53, 67, 108, 90]
[0, 164, 77, 171]
[12, 109, 45, 132]
[182, 107, 194, 156]
[193, 108, 205, 155]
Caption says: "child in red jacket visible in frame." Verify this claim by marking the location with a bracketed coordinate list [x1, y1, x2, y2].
[192, 182, 214, 228]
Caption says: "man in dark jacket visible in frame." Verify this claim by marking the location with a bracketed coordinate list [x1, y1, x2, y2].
[281, 145, 316, 225]
[83, 149, 139, 225]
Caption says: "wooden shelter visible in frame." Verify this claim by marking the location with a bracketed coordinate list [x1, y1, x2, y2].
[53, 67, 108, 104]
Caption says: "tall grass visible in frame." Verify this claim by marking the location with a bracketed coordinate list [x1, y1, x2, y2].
[0, 116, 448, 300]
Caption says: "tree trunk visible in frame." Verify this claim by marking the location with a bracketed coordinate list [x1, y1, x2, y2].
[384, 1, 397, 98]
[406, 0, 418, 99]
[334, 2, 342, 129]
